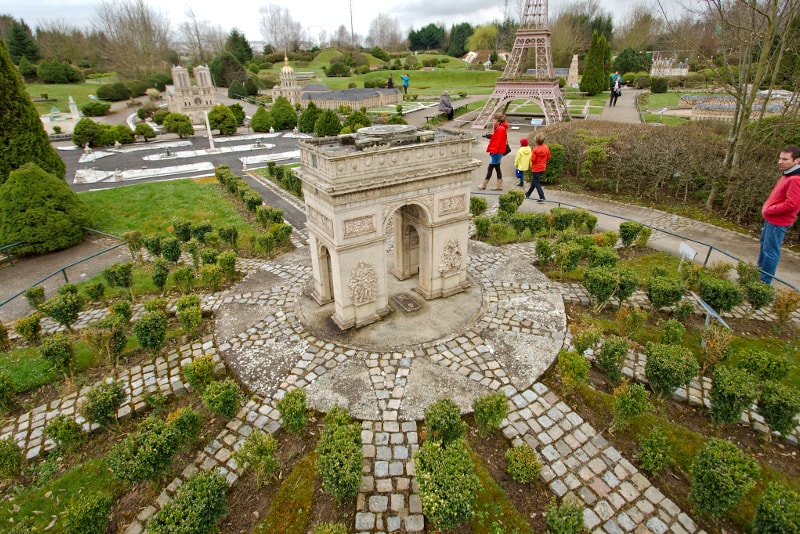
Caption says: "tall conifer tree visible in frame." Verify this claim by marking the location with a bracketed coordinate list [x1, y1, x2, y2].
[0, 40, 65, 185]
[579, 31, 608, 96]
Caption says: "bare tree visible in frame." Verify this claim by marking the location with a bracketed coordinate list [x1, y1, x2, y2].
[614, 3, 664, 51]
[366, 13, 405, 52]
[258, 4, 303, 52]
[176, 8, 226, 65]
[93, 0, 172, 79]
[35, 20, 92, 64]
[332, 24, 361, 49]
[660, 0, 800, 211]
[549, 0, 605, 67]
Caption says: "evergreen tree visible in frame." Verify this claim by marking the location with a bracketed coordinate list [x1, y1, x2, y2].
[7, 20, 40, 65]
[0, 40, 65, 185]
[17, 56, 37, 81]
[134, 122, 156, 141]
[447, 23, 474, 58]
[613, 47, 653, 75]
[162, 113, 194, 138]
[0, 163, 91, 255]
[244, 76, 259, 96]
[298, 102, 321, 133]
[250, 106, 273, 132]
[228, 103, 245, 125]
[226, 29, 253, 65]
[209, 52, 246, 87]
[227, 79, 244, 99]
[314, 109, 341, 137]
[579, 31, 608, 96]
[271, 96, 298, 130]
[408, 24, 446, 51]
[72, 118, 101, 147]
[208, 104, 237, 135]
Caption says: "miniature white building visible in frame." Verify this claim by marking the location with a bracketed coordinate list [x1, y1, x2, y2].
[166, 65, 216, 124]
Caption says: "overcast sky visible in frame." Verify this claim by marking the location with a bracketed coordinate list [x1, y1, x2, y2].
[5, 0, 643, 44]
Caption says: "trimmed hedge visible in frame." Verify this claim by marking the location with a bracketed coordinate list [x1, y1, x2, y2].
[689, 438, 760, 517]
[147, 470, 228, 534]
[644, 342, 699, 398]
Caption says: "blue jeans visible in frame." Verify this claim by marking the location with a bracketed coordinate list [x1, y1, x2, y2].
[757, 221, 789, 284]
[489, 153, 503, 165]
[526, 172, 545, 199]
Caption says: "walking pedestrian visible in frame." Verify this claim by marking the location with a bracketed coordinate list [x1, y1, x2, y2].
[386, 74, 394, 88]
[525, 133, 550, 202]
[400, 73, 409, 95]
[609, 72, 621, 107]
[757, 145, 800, 284]
[478, 113, 509, 191]
[514, 138, 532, 188]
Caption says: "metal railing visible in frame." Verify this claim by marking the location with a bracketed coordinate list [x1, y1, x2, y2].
[0, 230, 128, 310]
[0, 242, 21, 266]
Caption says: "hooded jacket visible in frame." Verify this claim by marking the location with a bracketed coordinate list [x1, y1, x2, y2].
[762, 165, 800, 227]
[514, 141, 532, 171]
[530, 143, 551, 173]
[486, 120, 509, 155]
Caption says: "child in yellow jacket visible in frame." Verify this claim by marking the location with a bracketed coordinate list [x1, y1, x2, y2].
[513, 138, 532, 187]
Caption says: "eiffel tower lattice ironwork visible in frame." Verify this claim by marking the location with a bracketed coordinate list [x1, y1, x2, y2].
[471, 0, 569, 129]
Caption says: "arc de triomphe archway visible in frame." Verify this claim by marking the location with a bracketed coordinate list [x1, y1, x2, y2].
[294, 125, 481, 330]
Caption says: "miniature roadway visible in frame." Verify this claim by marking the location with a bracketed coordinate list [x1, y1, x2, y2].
[2, 90, 799, 533]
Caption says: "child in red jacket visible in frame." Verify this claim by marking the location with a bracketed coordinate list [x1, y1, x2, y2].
[526, 133, 550, 202]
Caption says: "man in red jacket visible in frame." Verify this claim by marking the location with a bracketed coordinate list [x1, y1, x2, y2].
[758, 146, 800, 284]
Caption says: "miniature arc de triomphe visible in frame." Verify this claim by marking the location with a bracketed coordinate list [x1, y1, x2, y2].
[293, 125, 481, 330]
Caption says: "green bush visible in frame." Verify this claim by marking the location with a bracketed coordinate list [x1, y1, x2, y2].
[167, 407, 203, 443]
[39, 292, 83, 330]
[644, 342, 699, 398]
[744, 281, 776, 312]
[152, 257, 170, 293]
[15, 313, 41, 345]
[0, 437, 23, 480]
[317, 407, 363, 503]
[182, 355, 217, 392]
[637, 425, 671, 474]
[587, 245, 618, 268]
[650, 77, 668, 93]
[133, 310, 168, 356]
[0, 322, 8, 352]
[107, 417, 180, 484]
[611, 382, 653, 431]
[201, 264, 224, 291]
[736, 349, 789, 381]
[635, 226, 652, 247]
[698, 276, 744, 313]
[0, 370, 14, 411]
[143, 234, 163, 257]
[504, 444, 542, 483]
[541, 143, 564, 184]
[549, 207, 577, 231]
[689, 438, 760, 517]
[146, 470, 228, 534]
[553, 241, 583, 273]
[710, 366, 759, 424]
[535, 238, 553, 267]
[24, 285, 46, 309]
[469, 196, 487, 217]
[498, 189, 524, 215]
[62, 492, 113, 534]
[313, 523, 348, 534]
[647, 275, 685, 310]
[97, 82, 131, 101]
[176, 294, 203, 338]
[556, 349, 591, 389]
[471, 392, 508, 437]
[173, 221, 192, 242]
[172, 265, 196, 293]
[424, 398, 465, 445]
[217, 251, 237, 279]
[583, 265, 637, 312]
[109, 300, 132, 325]
[85, 280, 106, 303]
[276, 388, 309, 433]
[415, 440, 479, 531]
[594, 335, 629, 381]
[45, 415, 86, 451]
[757, 381, 800, 437]
[202, 378, 242, 418]
[545, 496, 585, 534]
[618, 221, 643, 248]
[80, 380, 126, 427]
[659, 318, 686, 345]
[161, 236, 181, 263]
[232, 431, 279, 487]
[39, 332, 75, 375]
[752, 482, 800, 534]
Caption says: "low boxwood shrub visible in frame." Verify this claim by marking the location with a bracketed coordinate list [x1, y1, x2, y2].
[611, 382, 653, 431]
[556, 349, 591, 389]
[471, 392, 508, 437]
[201, 264, 224, 291]
[218, 225, 238, 249]
[0, 437, 23, 480]
[744, 280, 776, 312]
[172, 265, 196, 293]
[469, 196, 487, 217]
[132, 310, 168, 356]
[317, 406, 362, 503]
[689, 438, 760, 517]
[698, 276, 744, 313]
[39, 332, 76, 375]
[146, 470, 228, 534]
[232, 431, 279, 487]
[587, 245, 618, 268]
[415, 440, 479, 531]
[535, 238, 553, 267]
[176, 294, 203, 338]
[549, 207, 576, 231]
[473, 216, 491, 239]
[152, 257, 170, 293]
[553, 241, 583, 273]
[504, 444, 542, 483]
[201, 378, 242, 418]
[757, 381, 800, 437]
[644, 342, 699, 398]
[647, 275, 685, 310]
[594, 335, 629, 381]
[313, 523, 348, 534]
[735, 349, 789, 381]
[498, 190, 524, 215]
[85, 281, 106, 303]
[276, 388, 309, 433]
[616, 305, 647, 338]
[173, 221, 192, 242]
[109, 300, 132, 325]
[107, 417, 180, 484]
[167, 407, 203, 443]
[752, 482, 800, 534]
[583, 266, 638, 312]
[62, 492, 113, 534]
[80, 380, 126, 428]
[24, 285, 46, 309]
[710, 366, 759, 424]
[182, 355, 217, 392]
[637, 425, 671, 474]
[545, 496, 585, 533]
[143, 297, 168, 314]
[0, 322, 9, 351]
[45, 415, 86, 451]
[15, 313, 42, 345]
[596, 230, 619, 247]
[143, 234, 163, 257]
[659, 318, 686, 345]
[0, 370, 14, 411]
[618, 221, 643, 248]
[82, 316, 127, 366]
[424, 398, 465, 445]
[217, 251, 237, 279]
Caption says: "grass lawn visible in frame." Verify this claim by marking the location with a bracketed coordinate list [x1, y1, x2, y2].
[25, 83, 110, 116]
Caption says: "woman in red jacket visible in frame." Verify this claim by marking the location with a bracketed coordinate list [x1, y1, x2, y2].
[525, 132, 550, 202]
[479, 113, 509, 191]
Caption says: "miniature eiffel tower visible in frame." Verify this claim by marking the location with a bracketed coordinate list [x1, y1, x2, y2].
[472, 0, 569, 129]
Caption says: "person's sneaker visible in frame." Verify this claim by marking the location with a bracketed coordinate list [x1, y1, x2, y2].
[524, 194, 530, 199]
[517, 182, 524, 187]
[537, 198, 545, 202]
